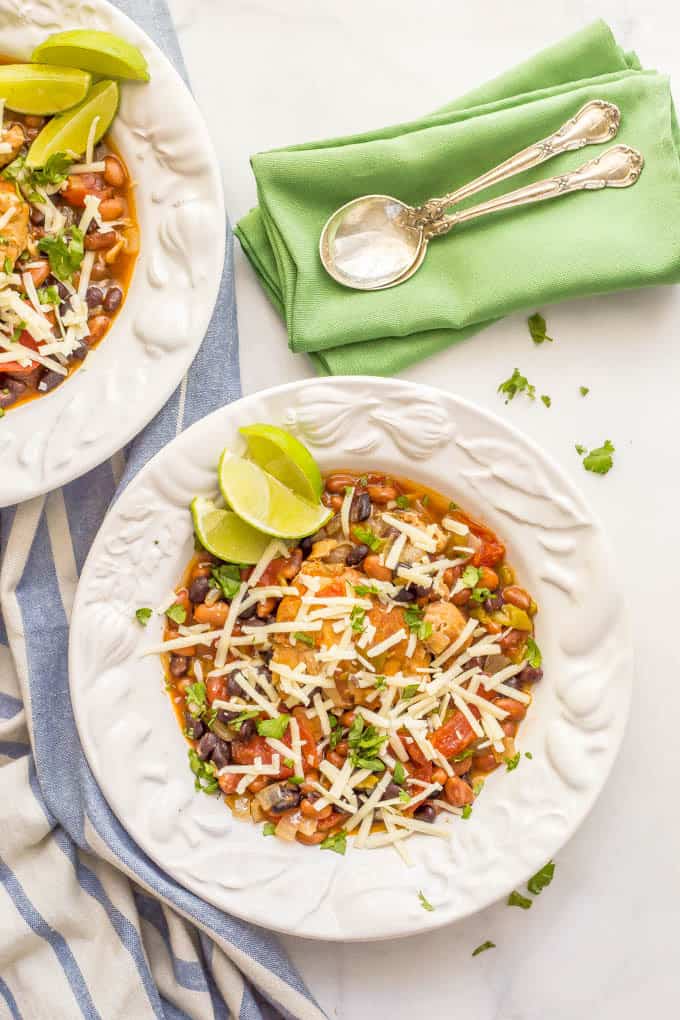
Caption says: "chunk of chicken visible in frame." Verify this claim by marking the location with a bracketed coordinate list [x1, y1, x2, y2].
[423, 600, 469, 656]
[0, 179, 29, 267]
[0, 122, 25, 169]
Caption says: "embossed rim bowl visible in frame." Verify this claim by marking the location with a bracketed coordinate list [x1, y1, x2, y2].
[0, 0, 224, 508]
[69, 377, 633, 941]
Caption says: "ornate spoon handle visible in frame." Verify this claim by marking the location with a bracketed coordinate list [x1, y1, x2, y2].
[425, 144, 643, 237]
[411, 99, 621, 228]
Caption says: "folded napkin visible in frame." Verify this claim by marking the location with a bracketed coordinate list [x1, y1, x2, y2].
[235, 19, 680, 376]
[0, 3, 322, 1018]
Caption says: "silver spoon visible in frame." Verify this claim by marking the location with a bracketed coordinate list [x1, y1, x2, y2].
[319, 100, 623, 291]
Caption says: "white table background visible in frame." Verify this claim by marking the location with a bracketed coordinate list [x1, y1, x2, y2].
[169, 2, 679, 1016]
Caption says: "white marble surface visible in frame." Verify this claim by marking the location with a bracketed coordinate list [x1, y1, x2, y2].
[169, 2, 680, 1016]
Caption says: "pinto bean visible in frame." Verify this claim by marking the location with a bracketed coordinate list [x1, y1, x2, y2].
[86, 315, 111, 344]
[494, 697, 527, 721]
[501, 719, 518, 738]
[363, 555, 392, 581]
[367, 483, 397, 504]
[194, 602, 229, 627]
[444, 776, 474, 807]
[103, 154, 127, 188]
[325, 473, 356, 493]
[472, 751, 499, 773]
[84, 229, 119, 251]
[452, 588, 471, 606]
[99, 196, 124, 221]
[296, 831, 325, 845]
[329, 494, 343, 510]
[26, 261, 50, 288]
[478, 566, 499, 590]
[502, 586, 532, 612]
[90, 258, 108, 281]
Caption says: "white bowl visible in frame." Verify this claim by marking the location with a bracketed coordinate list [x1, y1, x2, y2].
[69, 376, 633, 940]
[0, 0, 224, 506]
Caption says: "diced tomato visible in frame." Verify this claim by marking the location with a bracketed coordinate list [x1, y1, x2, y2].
[473, 540, 506, 568]
[408, 762, 433, 785]
[317, 580, 345, 598]
[218, 773, 241, 795]
[61, 173, 112, 208]
[430, 710, 477, 758]
[1, 331, 39, 374]
[231, 735, 293, 779]
[292, 707, 320, 769]
[206, 676, 228, 703]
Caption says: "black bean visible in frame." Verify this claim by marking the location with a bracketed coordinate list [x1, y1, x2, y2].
[29, 207, 45, 226]
[381, 782, 401, 802]
[46, 276, 70, 300]
[37, 370, 64, 393]
[484, 593, 504, 613]
[68, 342, 88, 362]
[414, 804, 436, 824]
[211, 739, 231, 770]
[6, 378, 26, 396]
[226, 674, 243, 697]
[188, 576, 210, 604]
[185, 716, 205, 741]
[239, 718, 256, 740]
[0, 387, 17, 409]
[103, 287, 122, 314]
[58, 302, 69, 318]
[350, 492, 371, 522]
[269, 786, 301, 814]
[217, 709, 240, 724]
[518, 665, 543, 685]
[197, 732, 218, 761]
[300, 536, 313, 558]
[237, 601, 258, 621]
[86, 219, 98, 234]
[169, 654, 188, 678]
[346, 544, 368, 567]
[407, 582, 432, 599]
[393, 586, 417, 603]
[466, 657, 484, 671]
[85, 285, 103, 309]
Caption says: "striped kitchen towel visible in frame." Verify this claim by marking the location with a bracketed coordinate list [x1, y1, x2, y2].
[0, 2, 323, 1018]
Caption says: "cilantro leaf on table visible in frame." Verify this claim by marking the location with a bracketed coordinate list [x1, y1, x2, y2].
[575, 444, 587, 456]
[540, 394, 551, 408]
[508, 890, 532, 909]
[582, 440, 615, 475]
[263, 822, 276, 836]
[527, 860, 555, 895]
[418, 890, 434, 912]
[504, 752, 521, 771]
[527, 312, 554, 344]
[135, 607, 152, 626]
[580, 386, 590, 396]
[472, 940, 496, 956]
[498, 368, 536, 403]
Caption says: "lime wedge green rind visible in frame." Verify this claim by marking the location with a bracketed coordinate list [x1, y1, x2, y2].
[0, 64, 91, 114]
[239, 423, 323, 503]
[32, 29, 150, 82]
[26, 79, 119, 167]
[218, 451, 332, 539]
[191, 496, 272, 564]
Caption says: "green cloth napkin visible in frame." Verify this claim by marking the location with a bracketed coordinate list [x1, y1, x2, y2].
[235, 20, 680, 376]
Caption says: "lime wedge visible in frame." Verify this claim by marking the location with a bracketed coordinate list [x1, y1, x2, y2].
[191, 496, 272, 564]
[0, 64, 91, 114]
[218, 451, 332, 539]
[26, 80, 119, 167]
[239, 423, 323, 503]
[32, 29, 150, 82]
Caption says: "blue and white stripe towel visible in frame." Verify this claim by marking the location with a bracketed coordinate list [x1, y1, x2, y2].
[0, 2, 324, 1017]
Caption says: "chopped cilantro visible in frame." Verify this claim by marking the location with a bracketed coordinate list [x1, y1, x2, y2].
[348, 714, 387, 771]
[352, 526, 383, 552]
[579, 386, 589, 397]
[1, 155, 25, 182]
[288, 775, 304, 785]
[527, 860, 555, 895]
[293, 631, 315, 647]
[460, 565, 481, 589]
[452, 748, 474, 762]
[3, 257, 11, 274]
[575, 443, 587, 456]
[135, 607, 152, 626]
[210, 563, 241, 599]
[508, 889, 532, 909]
[31, 152, 73, 187]
[0, 408, 4, 419]
[418, 890, 434, 912]
[256, 714, 290, 740]
[472, 940, 496, 956]
[461, 803, 472, 819]
[38, 227, 84, 281]
[328, 714, 339, 729]
[497, 368, 536, 403]
[448, 501, 459, 512]
[469, 586, 491, 605]
[582, 440, 615, 475]
[283, 757, 294, 768]
[525, 751, 533, 760]
[527, 312, 554, 344]
[401, 683, 419, 700]
[393, 761, 406, 785]
[404, 604, 432, 640]
[188, 749, 219, 794]
[185, 681, 207, 719]
[165, 603, 187, 625]
[328, 727, 342, 750]
[422, 494, 430, 507]
[540, 394, 551, 408]
[525, 636, 542, 668]
[358, 475, 368, 486]
[228, 709, 260, 727]
[472, 779, 485, 796]
[399, 790, 411, 803]
[374, 675, 387, 691]
[350, 606, 365, 633]
[320, 830, 347, 855]
[504, 752, 521, 771]
[395, 494, 410, 509]
[353, 583, 381, 596]
[263, 822, 276, 836]
[38, 284, 60, 306]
